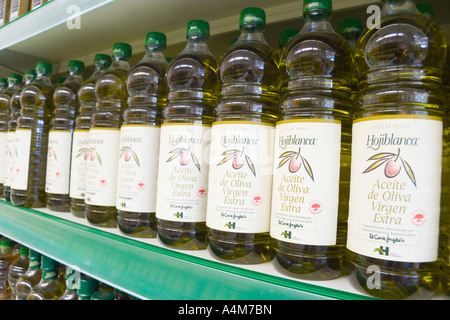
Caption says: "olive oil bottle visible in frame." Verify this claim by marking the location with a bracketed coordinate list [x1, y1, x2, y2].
[346, 0, 447, 299]
[206, 7, 280, 264]
[0, 238, 18, 300]
[27, 256, 65, 300]
[69, 54, 112, 219]
[45, 60, 85, 212]
[337, 18, 363, 51]
[0, 73, 22, 198]
[117, 32, 168, 238]
[4, 70, 35, 202]
[271, 0, 354, 279]
[7, 245, 28, 300]
[85, 43, 132, 228]
[156, 20, 219, 249]
[11, 62, 55, 208]
[15, 249, 41, 300]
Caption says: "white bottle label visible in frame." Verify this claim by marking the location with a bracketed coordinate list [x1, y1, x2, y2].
[347, 115, 443, 262]
[85, 128, 120, 206]
[3, 131, 15, 187]
[45, 130, 72, 194]
[12, 129, 32, 191]
[0, 131, 7, 184]
[116, 125, 160, 213]
[69, 130, 90, 200]
[206, 122, 275, 233]
[270, 120, 342, 245]
[156, 124, 211, 222]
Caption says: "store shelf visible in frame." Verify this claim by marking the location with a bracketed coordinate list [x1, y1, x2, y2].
[0, 200, 373, 300]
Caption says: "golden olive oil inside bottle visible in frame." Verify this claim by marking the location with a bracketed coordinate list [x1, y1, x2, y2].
[27, 256, 65, 300]
[11, 62, 55, 208]
[117, 32, 168, 238]
[69, 54, 112, 219]
[45, 60, 85, 212]
[206, 7, 280, 264]
[85, 43, 132, 228]
[15, 249, 42, 300]
[156, 20, 219, 249]
[345, 0, 447, 299]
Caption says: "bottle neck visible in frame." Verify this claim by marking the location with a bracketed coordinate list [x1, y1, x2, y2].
[66, 69, 83, 82]
[111, 56, 131, 70]
[42, 269, 58, 281]
[35, 72, 53, 85]
[142, 46, 167, 63]
[237, 25, 268, 44]
[90, 65, 109, 79]
[300, 10, 334, 33]
[182, 34, 212, 55]
[381, 0, 419, 18]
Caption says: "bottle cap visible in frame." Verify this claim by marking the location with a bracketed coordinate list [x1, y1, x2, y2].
[279, 29, 298, 48]
[416, 2, 434, 20]
[146, 31, 167, 48]
[0, 238, 15, 249]
[186, 20, 210, 37]
[94, 54, 112, 67]
[77, 276, 99, 298]
[337, 18, 363, 36]
[19, 245, 29, 257]
[240, 7, 266, 27]
[112, 42, 132, 59]
[91, 291, 115, 300]
[41, 256, 58, 271]
[0, 78, 8, 87]
[68, 60, 85, 72]
[25, 69, 37, 77]
[57, 77, 66, 85]
[8, 73, 22, 83]
[36, 61, 53, 74]
[303, 0, 332, 15]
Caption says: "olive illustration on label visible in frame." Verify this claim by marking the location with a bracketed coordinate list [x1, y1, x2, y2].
[48, 147, 57, 161]
[76, 147, 102, 165]
[166, 147, 201, 172]
[363, 148, 416, 187]
[119, 145, 140, 167]
[217, 148, 256, 177]
[277, 148, 314, 182]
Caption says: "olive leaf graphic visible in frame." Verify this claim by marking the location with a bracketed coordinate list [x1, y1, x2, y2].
[217, 148, 256, 177]
[166, 147, 200, 172]
[363, 148, 416, 187]
[119, 146, 140, 167]
[76, 148, 89, 159]
[48, 147, 57, 161]
[277, 148, 314, 182]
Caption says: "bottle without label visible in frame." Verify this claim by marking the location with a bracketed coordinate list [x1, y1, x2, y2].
[11, 62, 55, 208]
[0, 238, 19, 300]
[0, 74, 22, 198]
[346, 0, 447, 299]
[27, 256, 65, 300]
[117, 32, 168, 238]
[206, 7, 280, 264]
[46, 60, 85, 212]
[85, 43, 132, 228]
[4, 70, 35, 202]
[7, 245, 29, 300]
[156, 20, 219, 249]
[69, 54, 112, 219]
[15, 249, 42, 300]
[59, 267, 79, 300]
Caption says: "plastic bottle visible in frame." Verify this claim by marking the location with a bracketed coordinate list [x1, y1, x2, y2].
[45, 60, 85, 212]
[117, 32, 168, 238]
[7, 245, 28, 300]
[270, 0, 354, 279]
[277, 28, 298, 57]
[346, 0, 447, 299]
[156, 20, 219, 249]
[0, 238, 19, 300]
[0, 74, 22, 198]
[59, 267, 79, 300]
[15, 249, 42, 300]
[4, 70, 35, 202]
[0, 78, 7, 92]
[206, 7, 280, 264]
[91, 291, 115, 300]
[69, 54, 112, 219]
[77, 275, 99, 300]
[85, 43, 132, 228]
[337, 18, 363, 51]
[27, 255, 65, 300]
[11, 62, 55, 208]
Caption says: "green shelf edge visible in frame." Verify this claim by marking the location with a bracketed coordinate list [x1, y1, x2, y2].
[0, 200, 373, 300]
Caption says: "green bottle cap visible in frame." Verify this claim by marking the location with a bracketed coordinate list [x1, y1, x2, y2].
[186, 20, 210, 37]
[77, 276, 99, 299]
[28, 250, 41, 268]
[166, 57, 173, 63]
[279, 29, 298, 48]
[240, 7, 266, 27]
[416, 2, 434, 20]
[57, 77, 66, 85]
[25, 69, 37, 77]
[19, 245, 29, 257]
[8, 73, 22, 83]
[303, 0, 332, 15]
[36, 61, 53, 74]
[0, 78, 8, 87]
[94, 54, 112, 66]
[68, 60, 85, 72]
[337, 18, 363, 36]
[112, 42, 132, 59]
[41, 256, 58, 271]
[146, 31, 166, 48]
[0, 238, 15, 249]
[91, 291, 115, 300]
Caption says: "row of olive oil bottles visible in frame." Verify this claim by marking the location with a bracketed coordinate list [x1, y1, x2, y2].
[0, 236, 137, 300]
[0, 0, 448, 300]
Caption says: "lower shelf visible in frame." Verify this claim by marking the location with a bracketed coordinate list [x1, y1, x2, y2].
[0, 200, 374, 300]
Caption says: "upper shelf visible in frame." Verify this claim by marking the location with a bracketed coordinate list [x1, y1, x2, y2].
[0, 0, 382, 75]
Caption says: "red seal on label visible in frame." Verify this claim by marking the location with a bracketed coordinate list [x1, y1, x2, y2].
[197, 188, 207, 198]
[411, 211, 426, 226]
[309, 201, 322, 214]
[136, 181, 145, 190]
[99, 179, 107, 187]
[252, 195, 262, 206]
